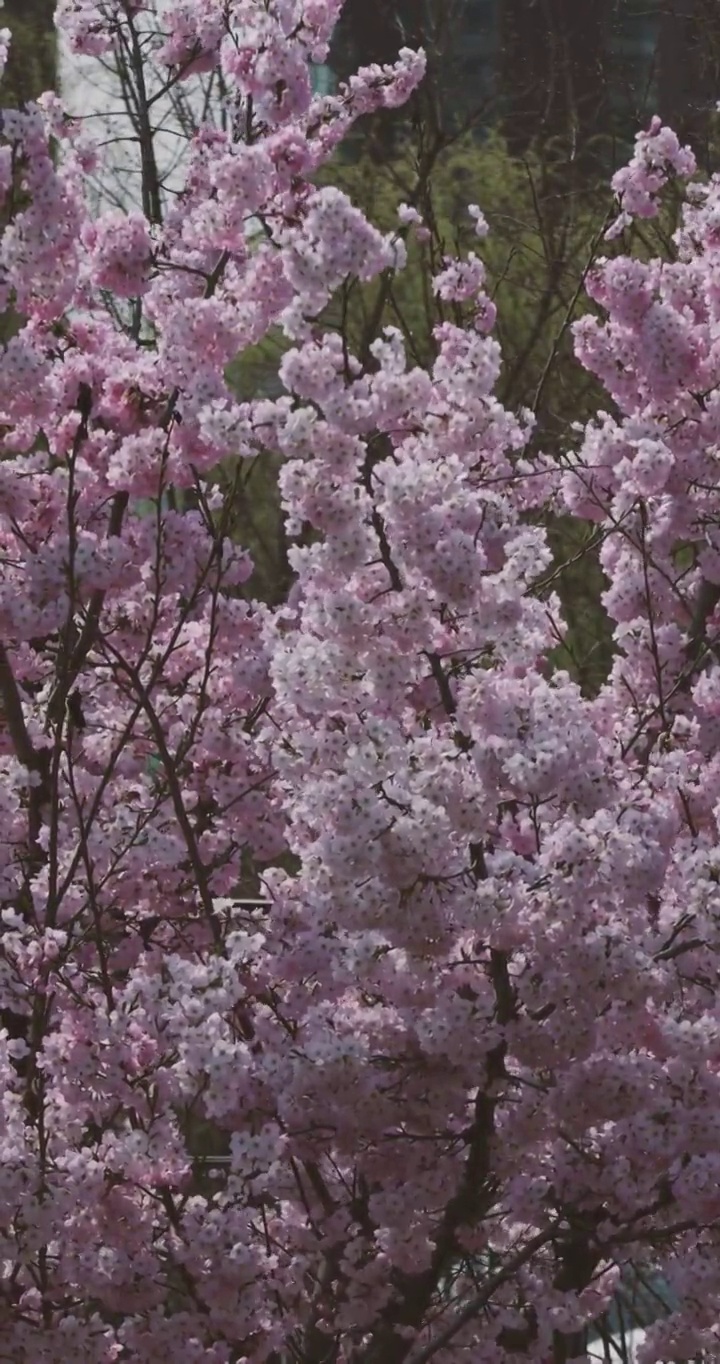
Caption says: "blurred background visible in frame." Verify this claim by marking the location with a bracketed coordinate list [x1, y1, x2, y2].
[326, 0, 720, 172]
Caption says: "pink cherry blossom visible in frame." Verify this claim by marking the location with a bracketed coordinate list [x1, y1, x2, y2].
[1, 2, 720, 1361]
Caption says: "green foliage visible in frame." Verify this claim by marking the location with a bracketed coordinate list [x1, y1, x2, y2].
[0, 0, 56, 112]
[0, 0, 57, 348]
[313, 130, 609, 414]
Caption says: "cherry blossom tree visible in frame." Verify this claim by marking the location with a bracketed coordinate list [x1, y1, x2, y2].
[3, 3, 720, 1362]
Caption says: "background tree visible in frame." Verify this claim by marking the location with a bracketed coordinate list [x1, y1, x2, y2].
[0, 0, 56, 110]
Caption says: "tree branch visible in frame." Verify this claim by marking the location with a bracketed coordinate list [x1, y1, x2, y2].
[406, 1225, 559, 1364]
[0, 641, 37, 772]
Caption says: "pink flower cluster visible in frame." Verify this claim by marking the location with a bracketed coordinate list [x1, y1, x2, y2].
[606, 114, 697, 238]
[82, 211, 154, 298]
